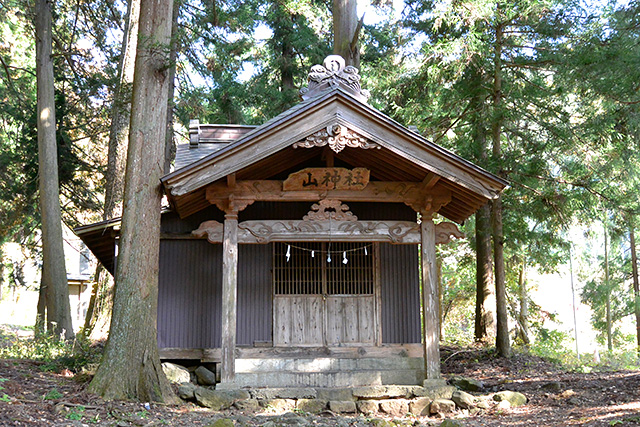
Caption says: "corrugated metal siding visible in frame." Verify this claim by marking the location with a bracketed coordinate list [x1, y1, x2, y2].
[158, 240, 222, 348]
[380, 243, 421, 343]
[237, 244, 273, 345]
[161, 205, 225, 234]
[158, 201, 421, 349]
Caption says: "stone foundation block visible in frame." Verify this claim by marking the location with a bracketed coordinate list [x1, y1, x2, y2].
[409, 397, 431, 416]
[260, 398, 296, 412]
[297, 398, 328, 414]
[352, 385, 408, 399]
[415, 385, 456, 400]
[195, 388, 251, 410]
[379, 399, 409, 417]
[329, 400, 357, 413]
[429, 398, 456, 415]
[251, 387, 317, 400]
[357, 400, 379, 415]
[234, 399, 260, 412]
[317, 388, 354, 401]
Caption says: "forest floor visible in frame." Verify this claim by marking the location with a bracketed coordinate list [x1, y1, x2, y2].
[1, 326, 640, 426]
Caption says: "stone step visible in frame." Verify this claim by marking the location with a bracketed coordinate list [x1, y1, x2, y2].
[232, 369, 424, 388]
[235, 357, 424, 373]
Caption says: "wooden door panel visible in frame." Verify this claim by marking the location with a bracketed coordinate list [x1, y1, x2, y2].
[274, 296, 323, 346]
[326, 295, 375, 345]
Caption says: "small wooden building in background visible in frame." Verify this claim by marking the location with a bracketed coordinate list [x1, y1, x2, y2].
[77, 56, 506, 388]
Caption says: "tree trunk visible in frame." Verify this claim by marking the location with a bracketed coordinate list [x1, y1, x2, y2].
[468, 60, 496, 343]
[629, 221, 640, 354]
[164, 0, 179, 174]
[437, 257, 443, 340]
[604, 220, 612, 351]
[332, 0, 360, 68]
[35, 0, 74, 340]
[475, 203, 495, 341]
[518, 256, 530, 346]
[491, 19, 510, 357]
[0, 250, 3, 301]
[84, 0, 141, 339]
[88, 0, 178, 402]
[35, 272, 47, 337]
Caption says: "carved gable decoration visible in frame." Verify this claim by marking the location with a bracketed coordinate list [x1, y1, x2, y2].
[293, 124, 380, 153]
[434, 222, 465, 244]
[299, 55, 370, 102]
[283, 167, 370, 191]
[303, 199, 357, 221]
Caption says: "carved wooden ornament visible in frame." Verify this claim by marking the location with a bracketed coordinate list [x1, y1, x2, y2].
[283, 167, 370, 191]
[299, 55, 370, 102]
[192, 218, 464, 245]
[303, 199, 357, 221]
[293, 124, 380, 153]
[434, 222, 465, 244]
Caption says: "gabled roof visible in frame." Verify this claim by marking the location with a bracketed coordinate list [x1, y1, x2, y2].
[161, 86, 507, 224]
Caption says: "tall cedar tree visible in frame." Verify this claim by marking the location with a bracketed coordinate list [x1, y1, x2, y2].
[333, 0, 360, 67]
[84, 0, 141, 339]
[88, 0, 178, 402]
[35, 0, 74, 340]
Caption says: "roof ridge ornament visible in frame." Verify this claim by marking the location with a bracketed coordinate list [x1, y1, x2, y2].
[300, 55, 370, 102]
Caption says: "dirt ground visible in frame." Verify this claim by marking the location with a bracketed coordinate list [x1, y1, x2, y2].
[1, 343, 639, 426]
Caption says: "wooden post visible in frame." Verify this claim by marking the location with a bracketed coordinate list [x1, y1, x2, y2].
[221, 212, 238, 384]
[421, 215, 441, 379]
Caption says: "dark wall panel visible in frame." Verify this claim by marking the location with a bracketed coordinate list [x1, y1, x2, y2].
[380, 243, 421, 343]
[158, 240, 222, 348]
[237, 244, 273, 345]
[161, 205, 225, 233]
[158, 202, 421, 349]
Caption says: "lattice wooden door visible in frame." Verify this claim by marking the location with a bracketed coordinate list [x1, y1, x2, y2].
[273, 242, 376, 346]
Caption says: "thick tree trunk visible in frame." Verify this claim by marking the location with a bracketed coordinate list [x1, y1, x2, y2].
[332, 0, 360, 68]
[491, 19, 510, 357]
[84, 0, 141, 339]
[475, 203, 495, 341]
[164, 0, 179, 174]
[604, 220, 612, 351]
[629, 222, 640, 354]
[88, 0, 178, 402]
[35, 0, 74, 340]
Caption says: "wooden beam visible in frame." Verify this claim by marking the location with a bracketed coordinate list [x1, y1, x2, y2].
[421, 216, 441, 379]
[192, 219, 464, 245]
[220, 213, 238, 384]
[160, 344, 424, 362]
[422, 172, 440, 189]
[227, 173, 236, 188]
[206, 180, 451, 208]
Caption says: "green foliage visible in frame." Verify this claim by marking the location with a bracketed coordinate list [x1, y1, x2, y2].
[66, 406, 85, 420]
[0, 377, 10, 401]
[44, 388, 63, 400]
[0, 332, 101, 374]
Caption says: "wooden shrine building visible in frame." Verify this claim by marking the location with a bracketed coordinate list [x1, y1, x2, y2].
[77, 56, 507, 388]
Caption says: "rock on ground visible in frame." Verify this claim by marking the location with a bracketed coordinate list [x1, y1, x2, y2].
[493, 390, 527, 407]
[161, 362, 190, 384]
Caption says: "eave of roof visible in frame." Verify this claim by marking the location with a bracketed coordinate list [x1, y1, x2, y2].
[161, 87, 507, 219]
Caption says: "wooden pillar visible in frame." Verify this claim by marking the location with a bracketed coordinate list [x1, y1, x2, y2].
[221, 212, 238, 384]
[421, 215, 441, 379]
